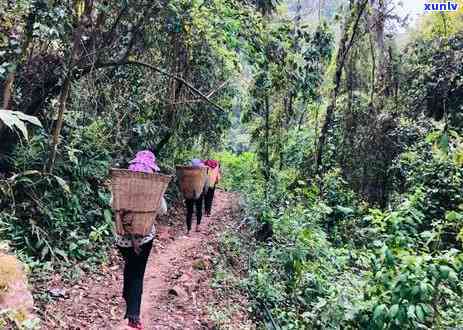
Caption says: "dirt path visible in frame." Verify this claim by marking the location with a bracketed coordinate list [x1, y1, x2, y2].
[39, 191, 252, 330]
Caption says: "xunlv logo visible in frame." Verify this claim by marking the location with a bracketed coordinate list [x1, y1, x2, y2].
[424, 1, 460, 11]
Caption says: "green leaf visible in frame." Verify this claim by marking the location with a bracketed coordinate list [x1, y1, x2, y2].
[7, 170, 41, 182]
[41, 245, 49, 260]
[98, 191, 111, 204]
[407, 305, 416, 319]
[411, 285, 420, 297]
[389, 304, 399, 319]
[385, 249, 395, 266]
[0, 110, 42, 140]
[439, 265, 452, 279]
[54, 248, 69, 261]
[420, 281, 429, 297]
[416, 304, 425, 322]
[373, 304, 387, 321]
[336, 205, 354, 215]
[52, 175, 71, 194]
[420, 304, 432, 316]
[0, 110, 17, 130]
[446, 211, 462, 221]
[439, 132, 449, 154]
[103, 209, 112, 223]
[448, 270, 458, 283]
[14, 111, 42, 127]
[13, 118, 28, 139]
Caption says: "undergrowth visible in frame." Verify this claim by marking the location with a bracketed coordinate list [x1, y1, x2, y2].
[214, 145, 463, 329]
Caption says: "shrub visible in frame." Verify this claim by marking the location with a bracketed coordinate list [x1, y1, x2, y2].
[0, 120, 113, 264]
[356, 248, 463, 329]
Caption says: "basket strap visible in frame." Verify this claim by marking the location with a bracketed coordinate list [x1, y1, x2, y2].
[119, 209, 134, 228]
[118, 209, 143, 255]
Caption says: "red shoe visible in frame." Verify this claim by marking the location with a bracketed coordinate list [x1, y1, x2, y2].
[128, 320, 143, 330]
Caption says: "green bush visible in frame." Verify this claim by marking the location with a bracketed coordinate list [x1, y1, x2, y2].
[214, 151, 263, 193]
[0, 120, 113, 264]
[357, 248, 463, 329]
[218, 147, 463, 329]
[391, 138, 463, 249]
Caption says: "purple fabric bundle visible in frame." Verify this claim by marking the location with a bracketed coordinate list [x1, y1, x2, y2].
[128, 150, 160, 173]
[191, 158, 204, 167]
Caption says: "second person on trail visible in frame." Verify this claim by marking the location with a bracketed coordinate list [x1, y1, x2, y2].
[184, 158, 207, 235]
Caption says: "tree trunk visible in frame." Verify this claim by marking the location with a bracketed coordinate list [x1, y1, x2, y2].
[315, 0, 368, 176]
[264, 95, 270, 183]
[46, 4, 85, 173]
[2, 72, 15, 110]
[370, 0, 387, 102]
[368, 25, 376, 104]
[46, 63, 74, 174]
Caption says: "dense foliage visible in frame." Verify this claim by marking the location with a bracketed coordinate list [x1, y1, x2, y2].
[1, 0, 462, 329]
[0, 0, 261, 266]
[215, 2, 463, 329]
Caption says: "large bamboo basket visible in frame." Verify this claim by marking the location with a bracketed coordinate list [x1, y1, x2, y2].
[111, 169, 172, 236]
[176, 166, 208, 200]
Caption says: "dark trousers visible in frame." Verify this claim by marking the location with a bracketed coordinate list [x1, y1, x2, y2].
[118, 240, 153, 321]
[204, 186, 216, 215]
[185, 194, 203, 231]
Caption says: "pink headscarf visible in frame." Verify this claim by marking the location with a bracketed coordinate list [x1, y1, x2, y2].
[204, 159, 219, 169]
[128, 150, 160, 173]
[205, 159, 220, 184]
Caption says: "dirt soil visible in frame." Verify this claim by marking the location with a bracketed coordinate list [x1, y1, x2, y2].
[38, 191, 253, 330]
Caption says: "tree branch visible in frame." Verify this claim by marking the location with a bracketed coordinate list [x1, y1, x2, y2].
[206, 79, 230, 98]
[93, 60, 227, 112]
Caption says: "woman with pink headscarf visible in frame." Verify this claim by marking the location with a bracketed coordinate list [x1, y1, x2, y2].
[116, 150, 166, 330]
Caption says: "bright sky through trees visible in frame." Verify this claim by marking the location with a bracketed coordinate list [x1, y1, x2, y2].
[395, 0, 427, 26]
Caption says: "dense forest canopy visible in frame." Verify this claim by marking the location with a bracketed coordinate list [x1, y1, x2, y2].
[1, 0, 463, 329]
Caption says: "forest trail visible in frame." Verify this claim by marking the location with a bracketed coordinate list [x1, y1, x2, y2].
[40, 191, 252, 330]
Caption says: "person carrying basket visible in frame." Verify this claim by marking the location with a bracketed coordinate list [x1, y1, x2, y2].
[185, 158, 208, 234]
[176, 159, 208, 235]
[113, 150, 168, 330]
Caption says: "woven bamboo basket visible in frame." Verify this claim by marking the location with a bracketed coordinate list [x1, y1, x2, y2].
[176, 166, 208, 200]
[111, 169, 172, 236]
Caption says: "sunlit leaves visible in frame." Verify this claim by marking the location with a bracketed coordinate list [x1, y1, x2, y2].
[417, 0, 463, 39]
[0, 110, 42, 139]
[74, 0, 85, 19]
[426, 129, 463, 167]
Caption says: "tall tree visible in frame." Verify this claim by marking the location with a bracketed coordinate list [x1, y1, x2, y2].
[315, 0, 368, 176]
